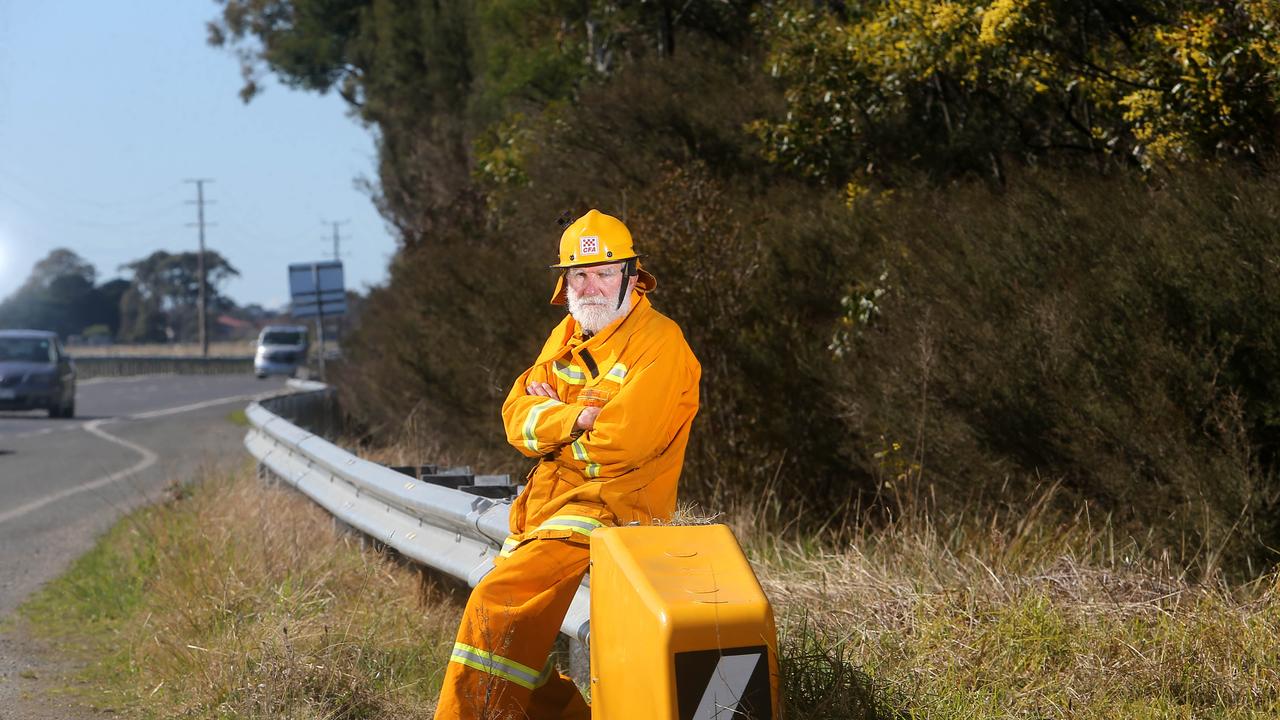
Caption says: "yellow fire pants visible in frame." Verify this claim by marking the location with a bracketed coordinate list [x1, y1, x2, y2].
[433, 538, 591, 720]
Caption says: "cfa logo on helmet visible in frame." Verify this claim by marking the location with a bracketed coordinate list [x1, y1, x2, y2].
[579, 235, 600, 256]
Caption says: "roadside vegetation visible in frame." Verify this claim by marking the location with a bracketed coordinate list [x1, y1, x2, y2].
[753, 498, 1280, 718]
[209, 0, 1280, 580]
[0, 249, 250, 345]
[20, 463, 1279, 718]
[23, 1, 1272, 715]
[20, 466, 461, 719]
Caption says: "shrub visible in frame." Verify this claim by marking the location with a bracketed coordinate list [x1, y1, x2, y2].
[829, 167, 1280, 575]
[337, 36, 1280, 575]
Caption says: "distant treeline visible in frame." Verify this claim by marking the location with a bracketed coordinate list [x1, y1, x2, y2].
[211, 1, 1280, 576]
[0, 248, 262, 343]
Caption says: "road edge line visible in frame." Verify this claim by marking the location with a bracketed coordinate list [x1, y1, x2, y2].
[0, 393, 261, 526]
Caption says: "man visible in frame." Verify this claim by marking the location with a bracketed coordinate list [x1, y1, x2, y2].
[434, 209, 701, 719]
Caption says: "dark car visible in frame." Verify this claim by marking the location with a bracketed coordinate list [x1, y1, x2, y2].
[0, 330, 76, 418]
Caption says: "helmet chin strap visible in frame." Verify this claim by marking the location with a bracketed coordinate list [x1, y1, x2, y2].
[617, 257, 638, 310]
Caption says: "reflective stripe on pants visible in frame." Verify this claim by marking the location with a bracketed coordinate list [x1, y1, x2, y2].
[498, 515, 605, 558]
[434, 538, 591, 720]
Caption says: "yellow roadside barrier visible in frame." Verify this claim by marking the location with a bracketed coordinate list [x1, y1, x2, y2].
[589, 524, 780, 719]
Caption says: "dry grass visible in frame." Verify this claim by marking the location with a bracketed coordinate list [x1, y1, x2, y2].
[21, 464, 463, 718]
[741, 501, 1280, 719]
[21, 457, 1280, 719]
[67, 341, 256, 358]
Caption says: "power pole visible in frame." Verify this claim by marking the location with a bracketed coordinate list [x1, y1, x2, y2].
[319, 219, 350, 368]
[323, 219, 350, 261]
[185, 179, 214, 357]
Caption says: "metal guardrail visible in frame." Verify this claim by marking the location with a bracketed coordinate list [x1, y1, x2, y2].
[75, 355, 255, 379]
[243, 381, 592, 644]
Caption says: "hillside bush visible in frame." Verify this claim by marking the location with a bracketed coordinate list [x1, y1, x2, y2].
[828, 168, 1280, 575]
[343, 157, 1280, 575]
[754, 0, 1280, 184]
[327, 20, 1280, 571]
[230, 4, 1280, 575]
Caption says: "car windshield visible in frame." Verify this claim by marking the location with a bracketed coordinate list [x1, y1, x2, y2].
[262, 331, 303, 345]
[0, 337, 54, 363]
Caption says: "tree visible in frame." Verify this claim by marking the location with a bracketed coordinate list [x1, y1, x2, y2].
[89, 278, 131, 338]
[752, 0, 1280, 187]
[208, 0, 758, 243]
[211, 0, 483, 242]
[116, 285, 167, 344]
[23, 248, 96, 290]
[117, 251, 240, 343]
[0, 248, 102, 337]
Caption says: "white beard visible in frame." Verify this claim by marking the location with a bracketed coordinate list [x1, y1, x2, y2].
[568, 287, 632, 335]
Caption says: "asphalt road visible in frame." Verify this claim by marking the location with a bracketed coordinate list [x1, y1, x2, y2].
[0, 373, 288, 718]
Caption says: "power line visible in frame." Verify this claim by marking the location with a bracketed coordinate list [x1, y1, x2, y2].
[185, 178, 215, 358]
[0, 167, 184, 210]
[0, 184, 186, 229]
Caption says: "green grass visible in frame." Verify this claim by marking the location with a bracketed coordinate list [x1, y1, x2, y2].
[226, 408, 248, 426]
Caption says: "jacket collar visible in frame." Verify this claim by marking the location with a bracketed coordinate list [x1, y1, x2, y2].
[537, 291, 650, 366]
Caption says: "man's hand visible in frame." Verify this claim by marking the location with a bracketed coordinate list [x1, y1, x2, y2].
[575, 406, 601, 431]
[525, 383, 597, 431]
[525, 382, 560, 400]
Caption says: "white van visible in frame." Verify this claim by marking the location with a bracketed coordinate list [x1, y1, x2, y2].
[254, 325, 309, 378]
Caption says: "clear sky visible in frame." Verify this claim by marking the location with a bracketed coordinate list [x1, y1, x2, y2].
[0, 1, 396, 310]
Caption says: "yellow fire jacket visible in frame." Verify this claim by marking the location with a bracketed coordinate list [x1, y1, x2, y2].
[500, 291, 700, 551]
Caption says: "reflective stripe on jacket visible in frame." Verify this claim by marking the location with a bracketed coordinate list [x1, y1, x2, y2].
[501, 291, 700, 543]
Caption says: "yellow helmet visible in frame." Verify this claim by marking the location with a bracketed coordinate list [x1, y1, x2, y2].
[549, 209, 656, 306]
